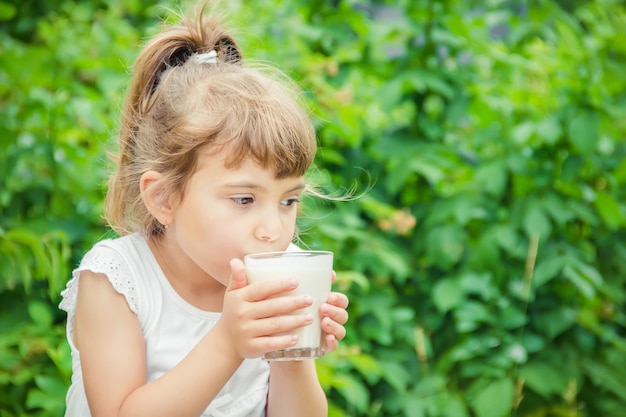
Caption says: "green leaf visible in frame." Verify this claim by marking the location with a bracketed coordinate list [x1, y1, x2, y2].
[8, 229, 52, 280]
[449, 336, 501, 362]
[532, 257, 564, 288]
[335, 270, 370, 292]
[413, 374, 447, 396]
[519, 362, 569, 398]
[523, 202, 551, 240]
[350, 353, 382, 385]
[426, 225, 465, 269]
[459, 272, 497, 301]
[511, 121, 535, 145]
[400, 69, 455, 98]
[453, 301, 493, 333]
[582, 358, 626, 401]
[409, 157, 446, 187]
[563, 265, 596, 299]
[380, 361, 412, 392]
[498, 301, 527, 330]
[474, 159, 508, 197]
[7, 241, 32, 293]
[521, 332, 546, 353]
[25, 375, 67, 414]
[595, 191, 626, 230]
[491, 224, 522, 257]
[536, 116, 562, 145]
[0, 2, 16, 20]
[27, 301, 53, 328]
[534, 308, 577, 338]
[472, 378, 515, 417]
[568, 110, 599, 153]
[432, 278, 464, 313]
[332, 373, 369, 413]
[442, 394, 470, 417]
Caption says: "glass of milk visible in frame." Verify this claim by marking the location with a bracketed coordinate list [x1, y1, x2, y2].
[244, 250, 333, 361]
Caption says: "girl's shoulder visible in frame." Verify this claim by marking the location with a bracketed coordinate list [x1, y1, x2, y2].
[60, 234, 155, 316]
[89, 233, 151, 257]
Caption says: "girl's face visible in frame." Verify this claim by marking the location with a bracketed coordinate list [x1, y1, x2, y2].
[166, 151, 305, 286]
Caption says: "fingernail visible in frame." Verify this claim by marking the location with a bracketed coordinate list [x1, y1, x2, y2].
[303, 295, 313, 305]
[326, 318, 336, 330]
[304, 314, 314, 323]
[289, 278, 298, 288]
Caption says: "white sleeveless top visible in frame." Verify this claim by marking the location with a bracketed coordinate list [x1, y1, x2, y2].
[59, 234, 269, 417]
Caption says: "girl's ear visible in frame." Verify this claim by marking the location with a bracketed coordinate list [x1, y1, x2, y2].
[140, 171, 174, 226]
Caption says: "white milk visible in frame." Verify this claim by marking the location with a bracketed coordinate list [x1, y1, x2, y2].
[245, 251, 333, 358]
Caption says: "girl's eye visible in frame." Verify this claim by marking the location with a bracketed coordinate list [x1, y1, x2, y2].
[281, 197, 301, 207]
[232, 196, 254, 205]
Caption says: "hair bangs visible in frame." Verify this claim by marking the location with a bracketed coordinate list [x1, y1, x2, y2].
[208, 72, 317, 178]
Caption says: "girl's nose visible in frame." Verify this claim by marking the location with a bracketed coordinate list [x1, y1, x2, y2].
[254, 210, 282, 243]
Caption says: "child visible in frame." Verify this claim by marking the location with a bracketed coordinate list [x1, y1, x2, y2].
[59, 4, 349, 416]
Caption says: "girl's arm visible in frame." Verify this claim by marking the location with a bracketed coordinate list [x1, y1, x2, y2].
[266, 287, 350, 417]
[267, 361, 327, 416]
[75, 269, 309, 417]
[75, 270, 243, 417]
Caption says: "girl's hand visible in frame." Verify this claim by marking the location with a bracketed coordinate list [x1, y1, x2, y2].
[218, 258, 313, 359]
[320, 271, 349, 353]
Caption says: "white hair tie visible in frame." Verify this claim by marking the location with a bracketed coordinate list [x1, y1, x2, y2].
[195, 50, 218, 65]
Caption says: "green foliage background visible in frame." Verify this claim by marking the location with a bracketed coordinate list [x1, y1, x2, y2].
[1, 0, 626, 416]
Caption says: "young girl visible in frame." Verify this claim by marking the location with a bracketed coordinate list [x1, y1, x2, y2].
[59, 4, 349, 417]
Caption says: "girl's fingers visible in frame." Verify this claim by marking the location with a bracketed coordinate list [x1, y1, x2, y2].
[327, 292, 349, 309]
[322, 316, 346, 342]
[245, 293, 313, 320]
[237, 333, 300, 359]
[225, 271, 350, 357]
[227, 258, 248, 291]
[247, 277, 300, 302]
[257, 312, 314, 336]
[319, 290, 349, 349]
[320, 300, 349, 326]
[324, 333, 339, 353]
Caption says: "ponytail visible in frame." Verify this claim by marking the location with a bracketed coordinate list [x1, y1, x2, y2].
[107, 3, 242, 236]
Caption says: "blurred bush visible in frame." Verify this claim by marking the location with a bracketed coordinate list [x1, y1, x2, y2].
[1, 0, 625, 416]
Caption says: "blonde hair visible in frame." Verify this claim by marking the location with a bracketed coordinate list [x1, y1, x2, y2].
[104, 4, 317, 238]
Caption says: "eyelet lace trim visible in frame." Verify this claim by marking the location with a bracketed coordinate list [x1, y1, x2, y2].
[59, 245, 138, 315]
